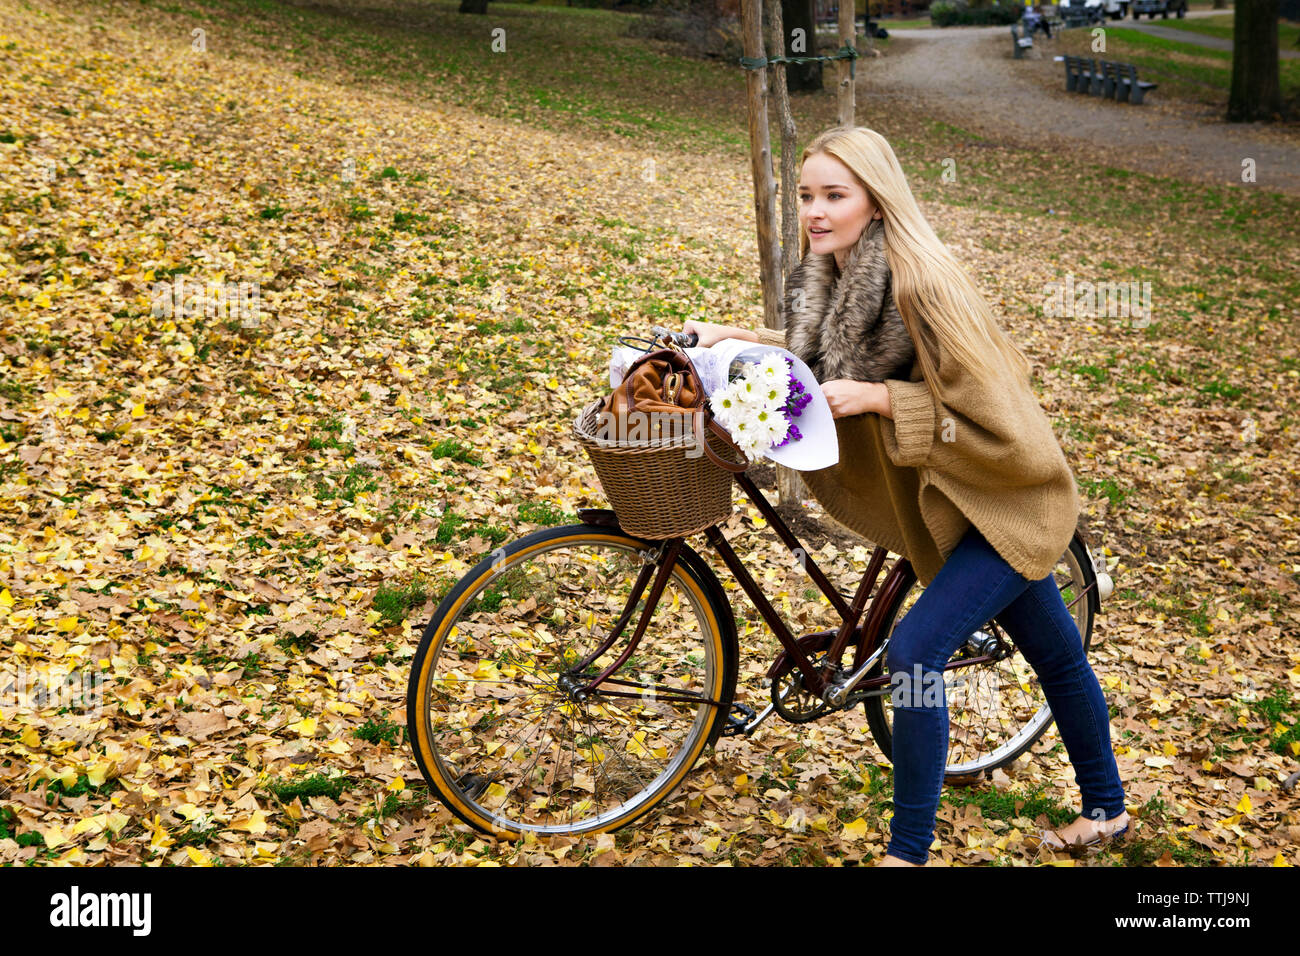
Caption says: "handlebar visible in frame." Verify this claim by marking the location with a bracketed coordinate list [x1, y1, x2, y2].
[655, 326, 699, 349]
[615, 326, 699, 354]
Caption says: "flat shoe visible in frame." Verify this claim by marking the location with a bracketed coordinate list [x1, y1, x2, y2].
[1034, 812, 1129, 851]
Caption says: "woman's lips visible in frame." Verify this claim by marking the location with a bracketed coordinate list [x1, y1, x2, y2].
[810, 228, 830, 235]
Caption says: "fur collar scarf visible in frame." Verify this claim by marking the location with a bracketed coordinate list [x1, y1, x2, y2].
[781, 217, 916, 384]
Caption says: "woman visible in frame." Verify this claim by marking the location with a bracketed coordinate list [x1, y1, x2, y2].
[1027, 4, 1052, 39]
[683, 126, 1128, 867]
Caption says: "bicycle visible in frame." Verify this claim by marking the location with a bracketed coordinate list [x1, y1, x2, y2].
[405, 328, 1115, 838]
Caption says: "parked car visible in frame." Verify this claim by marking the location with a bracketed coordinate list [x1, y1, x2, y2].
[1060, 0, 1131, 23]
[1131, 0, 1187, 18]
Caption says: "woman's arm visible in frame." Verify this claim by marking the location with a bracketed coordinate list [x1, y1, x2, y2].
[823, 380, 893, 419]
[681, 320, 758, 347]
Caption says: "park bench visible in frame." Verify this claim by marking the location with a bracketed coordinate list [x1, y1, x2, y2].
[1010, 22, 1034, 58]
[1063, 54, 1099, 93]
[1107, 60, 1158, 104]
[1063, 56, 1157, 103]
[814, 14, 888, 38]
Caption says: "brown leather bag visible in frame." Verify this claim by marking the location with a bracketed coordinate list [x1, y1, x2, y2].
[601, 348, 748, 473]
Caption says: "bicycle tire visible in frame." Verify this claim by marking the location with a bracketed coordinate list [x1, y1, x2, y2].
[406, 523, 735, 838]
[861, 532, 1099, 780]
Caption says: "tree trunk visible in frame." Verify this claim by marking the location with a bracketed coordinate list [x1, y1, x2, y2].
[1228, 0, 1286, 122]
[782, 0, 823, 92]
[836, 0, 856, 126]
[765, 0, 808, 509]
[741, 0, 784, 335]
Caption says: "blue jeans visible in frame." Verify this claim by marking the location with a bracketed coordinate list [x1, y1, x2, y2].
[883, 524, 1127, 865]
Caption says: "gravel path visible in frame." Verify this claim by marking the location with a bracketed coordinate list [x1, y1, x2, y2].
[860, 17, 1300, 195]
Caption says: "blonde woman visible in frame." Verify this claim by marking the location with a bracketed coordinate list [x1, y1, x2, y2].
[684, 126, 1128, 866]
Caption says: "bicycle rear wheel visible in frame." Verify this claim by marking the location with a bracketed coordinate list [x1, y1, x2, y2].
[862, 532, 1099, 780]
[406, 524, 733, 837]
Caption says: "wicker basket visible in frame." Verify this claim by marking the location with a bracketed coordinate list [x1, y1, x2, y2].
[572, 398, 744, 539]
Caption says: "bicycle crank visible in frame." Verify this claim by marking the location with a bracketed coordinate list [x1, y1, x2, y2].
[768, 630, 843, 722]
[770, 665, 832, 722]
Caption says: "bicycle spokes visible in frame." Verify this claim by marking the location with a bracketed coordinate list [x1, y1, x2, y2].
[411, 536, 727, 833]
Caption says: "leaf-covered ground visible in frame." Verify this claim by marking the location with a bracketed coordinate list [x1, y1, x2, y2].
[1, 0, 1297, 866]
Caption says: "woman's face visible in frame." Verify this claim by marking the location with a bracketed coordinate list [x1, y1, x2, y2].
[798, 152, 882, 268]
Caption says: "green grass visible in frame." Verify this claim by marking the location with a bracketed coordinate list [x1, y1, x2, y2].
[373, 573, 431, 627]
[1118, 794, 1219, 866]
[434, 510, 467, 544]
[473, 566, 530, 613]
[313, 463, 378, 502]
[154, 0, 757, 157]
[517, 500, 570, 526]
[913, 123, 1297, 251]
[877, 16, 933, 29]
[353, 713, 404, 746]
[1255, 685, 1299, 756]
[1059, 360, 1110, 384]
[428, 438, 482, 466]
[306, 416, 355, 456]
[267, 773, 353, 802]
[1077, 476, 1129, 507]
[0, 806, 47, 848]
[940, 781, 1077, 828]
[1153, 13, 1300, 50]
[43, 773, 120, 804]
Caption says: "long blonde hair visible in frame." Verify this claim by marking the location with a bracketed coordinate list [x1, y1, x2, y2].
[795, 126, 1032, 396]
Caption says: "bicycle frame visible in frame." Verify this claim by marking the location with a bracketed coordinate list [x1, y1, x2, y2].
[572, 470, 1041, 735]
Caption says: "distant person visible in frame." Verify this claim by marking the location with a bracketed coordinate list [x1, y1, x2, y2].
[1036, 4, 1053, 38]
[1023, 4, 1052, 38]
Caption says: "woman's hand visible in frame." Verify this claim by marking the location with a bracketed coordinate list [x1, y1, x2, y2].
[682, 319, 758, 349]
[822, 380, 889, 419]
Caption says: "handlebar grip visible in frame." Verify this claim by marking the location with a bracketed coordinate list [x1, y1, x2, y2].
[651, 325, 699, 349]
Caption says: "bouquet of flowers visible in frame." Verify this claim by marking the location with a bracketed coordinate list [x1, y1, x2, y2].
[708, 352, 813, 460]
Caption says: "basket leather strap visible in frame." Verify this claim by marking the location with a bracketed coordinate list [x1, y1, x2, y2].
[692, 406, 749, 473]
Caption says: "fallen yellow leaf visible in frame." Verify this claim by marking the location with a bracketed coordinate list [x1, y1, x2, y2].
[841, 817, 869, 841]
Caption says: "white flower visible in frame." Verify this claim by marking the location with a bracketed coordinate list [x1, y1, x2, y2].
[759, 375, 789, 408]
[710, 381, 757, 427]
[757, 352, 786, 382]
[708, 357, 793, 460]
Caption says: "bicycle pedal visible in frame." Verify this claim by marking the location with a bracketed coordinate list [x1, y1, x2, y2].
[721, 701, 757, 737]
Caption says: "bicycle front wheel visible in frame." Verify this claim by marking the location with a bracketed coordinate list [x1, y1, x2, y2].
[406, 524, 733, 838]
[862, 532, 1099, 780]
